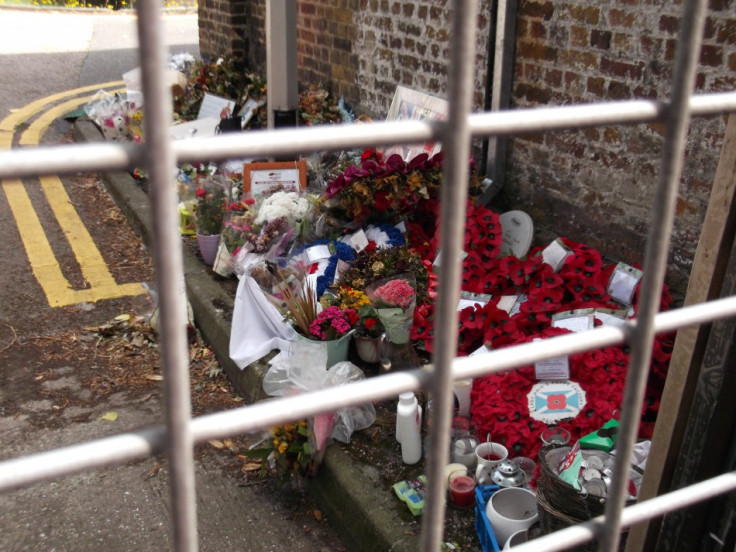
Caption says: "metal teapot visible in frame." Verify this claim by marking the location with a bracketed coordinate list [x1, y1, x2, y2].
[491, 460, 527, 488]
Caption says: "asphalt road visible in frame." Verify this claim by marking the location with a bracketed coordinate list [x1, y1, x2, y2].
[0, 8, 347, 551]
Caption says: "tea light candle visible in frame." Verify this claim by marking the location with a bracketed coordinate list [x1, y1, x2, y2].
[444, 463, 467, 482]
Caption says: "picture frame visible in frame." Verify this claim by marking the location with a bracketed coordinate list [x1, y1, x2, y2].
[243, 160, 307, 199]
[385, 86, 448, 161]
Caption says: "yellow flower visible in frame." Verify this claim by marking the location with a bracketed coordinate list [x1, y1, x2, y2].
[278, 441, 289, 454]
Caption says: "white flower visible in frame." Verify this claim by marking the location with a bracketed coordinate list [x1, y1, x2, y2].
[255, 192, 310, 224]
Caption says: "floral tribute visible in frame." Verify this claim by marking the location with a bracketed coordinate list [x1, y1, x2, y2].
[193, 180, 228, 236]
[308, 305, 358, 341]
[322, 149, 450, 224]
[372, 278, 415, 309]
[204, 138, 673, 472]
[243, 420, 317, 479]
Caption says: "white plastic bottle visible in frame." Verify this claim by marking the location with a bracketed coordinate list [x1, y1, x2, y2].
[396, 392, 422, 464]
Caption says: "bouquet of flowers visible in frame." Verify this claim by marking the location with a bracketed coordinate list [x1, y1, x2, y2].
[308, 306, 358, 341]
[322, 287, 384, 338]
[193, 178, 229, 236]
[366, 274, 416, 344]
[243, 420, 318, 479]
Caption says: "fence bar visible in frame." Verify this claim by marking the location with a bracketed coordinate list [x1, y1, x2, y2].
[2, 93, 736, 180]
[1, 297, 735, 494]
[136, 1, 199, 550]
[421, 0, 479, 549]
[599, 0, 708, 550]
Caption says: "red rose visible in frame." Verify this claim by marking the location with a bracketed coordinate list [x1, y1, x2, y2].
[195, 188, 206, 198]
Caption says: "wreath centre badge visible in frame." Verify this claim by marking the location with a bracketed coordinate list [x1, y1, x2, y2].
[527, 381, 587, 424]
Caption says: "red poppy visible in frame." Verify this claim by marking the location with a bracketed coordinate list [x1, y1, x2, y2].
[547, 394, 567, 410]
[528, 285, 564, 307]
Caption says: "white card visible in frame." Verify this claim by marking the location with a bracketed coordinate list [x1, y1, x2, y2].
[349, 229, 369, 253]
[305, 244, 332, 263]
[394, 220, 407, 234]
[552, 310, 594, 333]
[197, 93, 236, 120]
[470, 344, 493, 357]
[534, 343, 570, 379]
[457, 291, 491, 311]
[496, 295, 518, 314]
[335, 259, 350, 282]
[433, 249, 468, 267]
[542, 239, 572, 272]
[607, 263, 643, 306]
[595, 309, 627, 328]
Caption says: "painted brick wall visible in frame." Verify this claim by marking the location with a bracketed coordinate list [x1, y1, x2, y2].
[198, 0, 735, 294]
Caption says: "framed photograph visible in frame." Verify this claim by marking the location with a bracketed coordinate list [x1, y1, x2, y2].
[243, 160, 307, 198]
[385, 86, 448, 161]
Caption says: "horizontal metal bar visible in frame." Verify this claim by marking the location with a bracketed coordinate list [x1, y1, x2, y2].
[0, 141, 141, 179]
[1, 295, 733, 493]
[0, 426, 165, 492]
[1, 92, 734, 179]
[503, 470, 736, 552]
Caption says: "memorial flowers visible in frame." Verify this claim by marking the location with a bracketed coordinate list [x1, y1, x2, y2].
[322, 150, 446, 224]
[308, 306, 358, 341]
[367, 274, 416, 345]
[193, 180, 228, 236]
[243, 420, 317, 479]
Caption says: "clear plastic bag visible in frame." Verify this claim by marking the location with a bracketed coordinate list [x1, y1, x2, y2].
[262, 343, 376, 445]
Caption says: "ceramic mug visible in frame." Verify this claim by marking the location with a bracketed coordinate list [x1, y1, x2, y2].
[485, 487, 538, 546]
[503, 529, 527, 549]
[474, 441, 508, 484]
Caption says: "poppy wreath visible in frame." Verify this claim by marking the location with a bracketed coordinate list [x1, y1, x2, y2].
[404, 222, 673, 459]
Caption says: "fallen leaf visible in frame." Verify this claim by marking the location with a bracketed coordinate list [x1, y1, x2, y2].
[99, 411, 118, 421]
[145, 374, 164, 381]
[240, 463, 263, 472]
[208, 439, 225, 449]
[144, 462, 163, 480]
[115, 314, 131, 322]
[313, 509, 323, 521]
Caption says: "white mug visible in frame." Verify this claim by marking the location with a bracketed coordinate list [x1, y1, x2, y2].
[474, 441, 508, 485]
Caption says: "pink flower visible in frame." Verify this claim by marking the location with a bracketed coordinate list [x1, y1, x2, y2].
[373, 279, 415, 308]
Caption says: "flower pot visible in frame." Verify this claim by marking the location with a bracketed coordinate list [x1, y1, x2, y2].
[196, 232, 221, 266]
[484, 487, 538, 546]
[355, 336, 381, 363]
[295, 330, 353, 368]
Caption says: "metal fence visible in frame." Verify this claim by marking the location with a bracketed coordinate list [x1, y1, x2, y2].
[1, 0, 736, 551]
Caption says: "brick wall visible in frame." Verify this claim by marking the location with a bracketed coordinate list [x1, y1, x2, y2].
[502, 0, 736, 294]
[198, 0, 736, 295]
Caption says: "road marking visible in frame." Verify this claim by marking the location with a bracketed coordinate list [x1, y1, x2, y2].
[0, 81, 124, 133]
[1, 83, 147, 308]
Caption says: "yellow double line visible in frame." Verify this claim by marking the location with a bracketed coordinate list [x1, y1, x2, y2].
[1, 82, 146, 308]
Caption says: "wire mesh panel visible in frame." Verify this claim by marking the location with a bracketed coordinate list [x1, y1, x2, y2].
[0, 0, 735, 551]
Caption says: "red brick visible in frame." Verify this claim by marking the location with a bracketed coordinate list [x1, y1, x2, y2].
[521, 0, 554, 21]
[699, 44, 723, 67]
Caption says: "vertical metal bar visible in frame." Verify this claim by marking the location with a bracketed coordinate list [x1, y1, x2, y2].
[598, 1, 708, 550]
[419, 0, 479, 550]
[136, 1, 199, 551]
